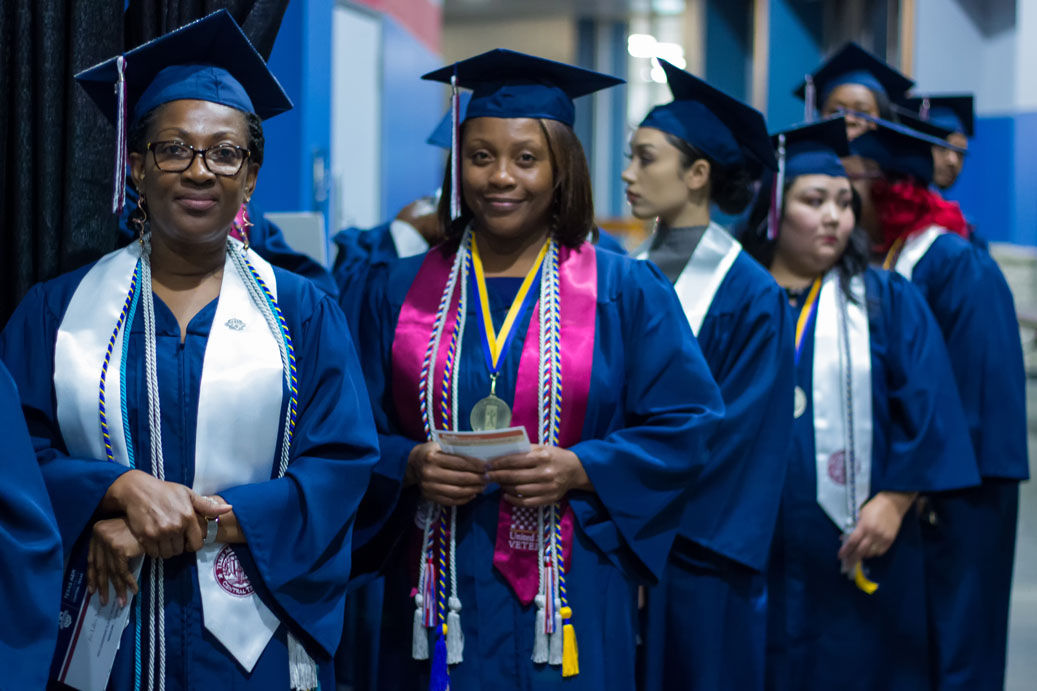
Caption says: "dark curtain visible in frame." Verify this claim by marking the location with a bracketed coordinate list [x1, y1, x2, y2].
[0, 0, 289, 325]
[0, 0, 124, 325]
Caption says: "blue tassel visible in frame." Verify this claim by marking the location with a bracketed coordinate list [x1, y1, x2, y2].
[429, 629, 449, 691]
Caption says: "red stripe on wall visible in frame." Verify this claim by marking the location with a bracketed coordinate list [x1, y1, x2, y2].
[352, 0, 442, 54]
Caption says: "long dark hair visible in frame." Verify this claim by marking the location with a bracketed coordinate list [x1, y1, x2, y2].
[437, 118, 595, 248]
[662, 133, 754, 215]
[736, 170, 869, 298]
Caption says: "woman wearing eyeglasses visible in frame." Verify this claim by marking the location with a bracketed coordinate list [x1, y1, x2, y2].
[737, 117, 978, 691]
[0, 12, 378, 690]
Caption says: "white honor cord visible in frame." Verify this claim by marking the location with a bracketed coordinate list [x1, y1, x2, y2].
[838, 284, 859, 529]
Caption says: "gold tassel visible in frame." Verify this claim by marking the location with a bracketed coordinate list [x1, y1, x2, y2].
[560, 606, 579, 677]
[853, 563, 879, 595]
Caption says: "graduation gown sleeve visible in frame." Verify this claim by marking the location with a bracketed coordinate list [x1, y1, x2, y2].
[568, 258, 724, 582]
[0, 360, 63, 689]
[217, 282, 380, 656]
[0, 276, 132, 555]
[912, 234, 1029, 480]
[867, 269, 980, 493]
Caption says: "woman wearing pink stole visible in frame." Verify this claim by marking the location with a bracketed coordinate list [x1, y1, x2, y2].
[355, 50, 723, 690]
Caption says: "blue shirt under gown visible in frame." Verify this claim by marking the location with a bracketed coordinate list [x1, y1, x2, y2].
[357, 244, 723, 691]
[0, 261, 379, 690]
[640, 249, 794, 691]
[765, 267, 979, 691]
[0, 360, 63, 689]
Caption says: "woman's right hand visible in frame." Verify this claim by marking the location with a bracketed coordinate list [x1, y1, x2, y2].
[102, 470, 232, 558]
[88, 517, 143, 607]
[407, 442, 487, 506]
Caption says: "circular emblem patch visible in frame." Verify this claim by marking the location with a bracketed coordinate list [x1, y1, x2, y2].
[213, 545, 254, 597]
[827, 450, 847, 485]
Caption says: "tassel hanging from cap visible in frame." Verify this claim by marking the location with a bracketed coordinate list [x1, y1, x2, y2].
[767, 134, 787, 241]
[804, 75, 817, 123]
[449, 70, 462, 221]
[919, 97, 932, 121]
[112, 55, 128, 214]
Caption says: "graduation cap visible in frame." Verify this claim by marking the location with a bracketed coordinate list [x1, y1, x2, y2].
[75, 9, 292, 213]
[890, 104, 955, 140]
[848, 114, 964, 184]
[900, 94, 974, 137]
[421, 48, 623, 127]
[765, 116, 850, 239]
[794, 43, 914, 121]
[427, 91, 472, 149]
[638, 59, 776, 177]
[422, 49, 623, 219]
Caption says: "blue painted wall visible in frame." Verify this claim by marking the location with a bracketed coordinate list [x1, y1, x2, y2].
[254, 0, 334, 223]
[1011, 112, 1037, 247]
[379, 16, 444, 219]
[706, 0, 751, 102]
[944, 116, 1015, 243]
[765, 0, 823, 130]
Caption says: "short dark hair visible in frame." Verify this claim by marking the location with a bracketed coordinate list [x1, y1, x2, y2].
[437, 118, 596, 248]
[663, 132, 755, 215]
[737, 171, 869, 298]
[127, 104, 265, 166]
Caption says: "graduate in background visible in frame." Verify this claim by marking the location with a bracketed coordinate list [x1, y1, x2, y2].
[0, 360, 63, 689]
[357, 49, 722, 690]
[849, 114, 1028, 691]
[623, 59, 792, 691]
[794, 43, 914, 140]
[738, 117, 979, 691]
[897, 94, 973, 192]
[0, 11, 378, 689]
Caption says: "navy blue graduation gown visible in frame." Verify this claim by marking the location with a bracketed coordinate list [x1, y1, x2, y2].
[0, 361, 63, 689]
[358, 245, 723, 691]
[766, 267, 979, 691]
[0, 262, 378, 690]
[902, 231, 1028, 690]
[332, 222, 398, 336]
[641, 251, 793, 691]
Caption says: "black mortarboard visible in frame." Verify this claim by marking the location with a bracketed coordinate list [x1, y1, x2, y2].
[794, 43, 914, 118]
[421, 49, 623, 127]
[638, 59, 776, 177]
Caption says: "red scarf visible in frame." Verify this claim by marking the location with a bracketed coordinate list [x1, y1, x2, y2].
[871, 179, 968, 254]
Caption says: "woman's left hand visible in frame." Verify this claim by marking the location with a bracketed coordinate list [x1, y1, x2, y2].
[838, 490, 917, 566]
[486, 445, 592, 507]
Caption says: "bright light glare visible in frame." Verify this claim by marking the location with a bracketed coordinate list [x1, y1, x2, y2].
[628, 34, 687, 73]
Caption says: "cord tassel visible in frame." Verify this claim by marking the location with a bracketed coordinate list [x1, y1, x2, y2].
[446, 596, 464, 664]
[767, 134, 787, 240]
[560, 606, 579, 677]
[549, 605, 563, 665]
[412, 595, 429, 660]
[853, 562, 880, 595]
[288, 634, 318, 691]
[429, 628, 449, 691]
[532, 595, 549, 664]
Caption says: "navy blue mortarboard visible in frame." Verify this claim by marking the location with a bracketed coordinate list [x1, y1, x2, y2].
[794, 43, 914, 120]
[638, 59, 776, 177]
[849, 114, 964, 184]
[74, 9, 291, 213]
[76, 9, 291, 124]
[427, 92, 472, 149]
[421, 49, 623, 127]
[776, 116, 850, 180]
[900, 94, 974, 137]
[765, 116, 850, 239]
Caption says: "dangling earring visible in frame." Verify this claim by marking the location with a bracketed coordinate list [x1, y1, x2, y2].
[233, 198, 254, 250]
[132, 190, 149, 247]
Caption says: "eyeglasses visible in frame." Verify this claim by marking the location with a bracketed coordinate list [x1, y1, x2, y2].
[147, 140, 251, 176]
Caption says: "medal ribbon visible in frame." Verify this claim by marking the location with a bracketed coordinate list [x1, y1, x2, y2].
[471, 237, 548, 384]
[794, 277, 822, 366]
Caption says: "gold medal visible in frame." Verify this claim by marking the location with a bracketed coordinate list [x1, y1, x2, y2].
[470, 393, 512, 431]
[794, 385, 807, 419]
